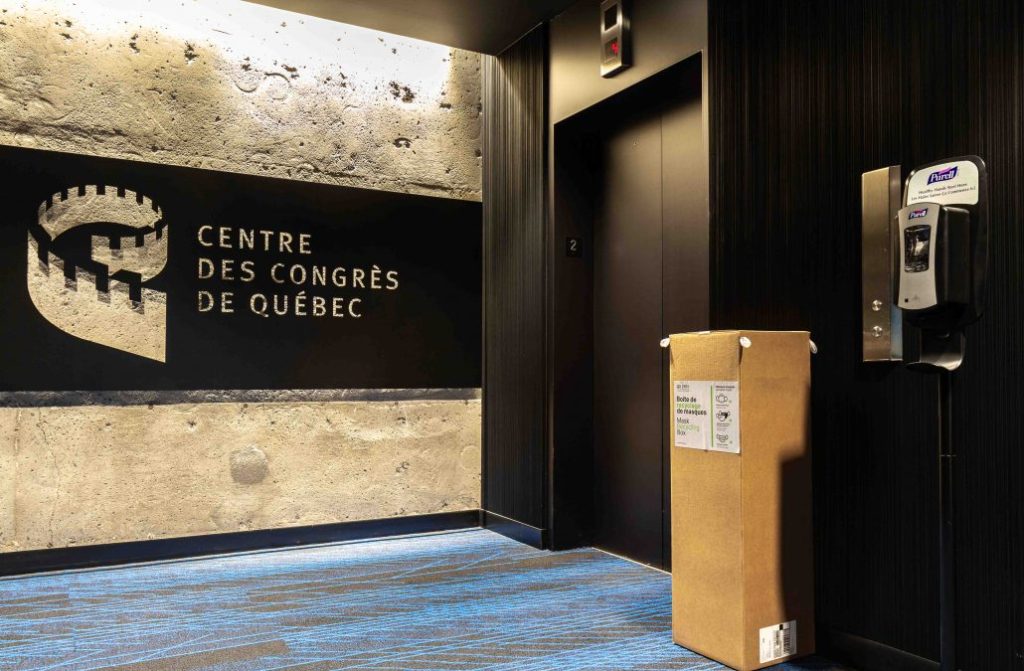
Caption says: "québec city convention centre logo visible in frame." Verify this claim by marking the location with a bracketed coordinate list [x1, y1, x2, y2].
[26, 185, 168, 362]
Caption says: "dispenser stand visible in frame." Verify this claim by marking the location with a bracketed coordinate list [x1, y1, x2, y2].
[938, 368, 956, 671]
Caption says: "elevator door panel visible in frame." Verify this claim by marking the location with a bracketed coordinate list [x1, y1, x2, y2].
[593, 110, 664, 567]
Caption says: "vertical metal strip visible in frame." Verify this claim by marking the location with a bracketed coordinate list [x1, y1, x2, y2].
[861, 165, 903, 362]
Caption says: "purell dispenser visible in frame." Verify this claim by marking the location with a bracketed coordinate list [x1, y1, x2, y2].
[895, 156, 988, 369]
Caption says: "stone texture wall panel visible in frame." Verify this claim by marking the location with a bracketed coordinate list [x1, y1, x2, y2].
[3, 400, 481, 552]
[0, 0, 482, 200]
[0, 409, 17, 547]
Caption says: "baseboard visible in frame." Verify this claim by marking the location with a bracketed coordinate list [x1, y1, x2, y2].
[482, 510, 547, 548]
[0, 509, 483, 577]
[822, 629, 939, 671]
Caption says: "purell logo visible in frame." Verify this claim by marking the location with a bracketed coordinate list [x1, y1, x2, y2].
[909, 208, 929, 219]
[927, 166, 958, 184]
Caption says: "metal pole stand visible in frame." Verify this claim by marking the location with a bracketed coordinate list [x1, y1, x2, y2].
[913, 328, 962, 671]
[938, 368, 956, 671]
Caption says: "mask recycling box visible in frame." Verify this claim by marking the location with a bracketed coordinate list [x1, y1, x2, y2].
[667, 330, 815, 670]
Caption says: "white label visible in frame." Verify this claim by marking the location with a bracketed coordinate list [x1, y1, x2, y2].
[673, 380, 740, 454]
[759, 620, 797, 664]
[905, 160, 979, 206]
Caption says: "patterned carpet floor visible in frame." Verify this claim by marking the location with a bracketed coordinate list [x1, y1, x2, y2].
[0, 529, 847, 671]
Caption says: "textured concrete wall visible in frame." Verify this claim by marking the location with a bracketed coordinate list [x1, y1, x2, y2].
[0, 0, 482, 553]
[0, 410, 15, 548]
[1, 399, 480, 551]
[0, 0, 481, 200]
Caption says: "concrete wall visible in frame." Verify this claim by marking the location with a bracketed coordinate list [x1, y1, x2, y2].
[0, 397, 480, 551]
[0, 0, 482, 553]
[0, 0, 482, 199]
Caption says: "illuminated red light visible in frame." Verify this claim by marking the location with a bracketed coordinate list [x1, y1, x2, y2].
[610, 39, 619, 55]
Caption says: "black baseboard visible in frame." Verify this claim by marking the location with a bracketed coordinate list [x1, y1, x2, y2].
[822, 629, 939, 671]
[481, 510, 547, 548]
[0, 509, 483, 577]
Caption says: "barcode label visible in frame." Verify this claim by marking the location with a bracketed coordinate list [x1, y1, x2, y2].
[759, 620, 796, 663]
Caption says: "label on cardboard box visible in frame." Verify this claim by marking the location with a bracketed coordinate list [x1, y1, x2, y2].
[673, 380, 740, 454]
[759, 620, 797, 663]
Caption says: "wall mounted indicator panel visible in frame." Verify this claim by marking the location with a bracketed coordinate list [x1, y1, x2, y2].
[600, 0, 630, 78]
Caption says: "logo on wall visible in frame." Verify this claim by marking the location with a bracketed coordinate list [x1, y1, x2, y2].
[927, 166, 959, 184]
[27, 185, 168, 362]
[1, 145, 481, 391]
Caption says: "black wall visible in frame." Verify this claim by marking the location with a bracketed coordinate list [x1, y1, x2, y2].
[0, 146, 482, 391]
[481, 26, 549, 545]
[709, 1, 1023, 668]
[485, 0, 1022, 667]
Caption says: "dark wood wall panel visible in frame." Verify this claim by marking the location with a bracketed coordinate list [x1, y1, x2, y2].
[709, 0, 1023, 668]
[956, 2, 1024, 668]
[482, 26, 548, 532]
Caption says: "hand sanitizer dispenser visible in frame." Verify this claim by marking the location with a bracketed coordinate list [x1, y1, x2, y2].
[895, 156, 988, 369]
[896, 205, 971, 318]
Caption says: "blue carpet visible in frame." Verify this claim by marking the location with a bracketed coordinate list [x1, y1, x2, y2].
[0, 529, 845, 671]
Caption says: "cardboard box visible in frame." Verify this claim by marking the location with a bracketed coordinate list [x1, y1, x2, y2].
[668, 330, 814, 670]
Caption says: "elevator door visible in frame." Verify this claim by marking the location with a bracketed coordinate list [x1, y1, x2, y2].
[593, 110, 664, 567]
[591, 87, 706, 570]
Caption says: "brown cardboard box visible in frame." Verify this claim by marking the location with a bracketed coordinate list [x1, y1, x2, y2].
[668, 330, 814, 670]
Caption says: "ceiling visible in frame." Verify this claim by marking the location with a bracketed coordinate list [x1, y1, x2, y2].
[244, 0, 579, 54]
